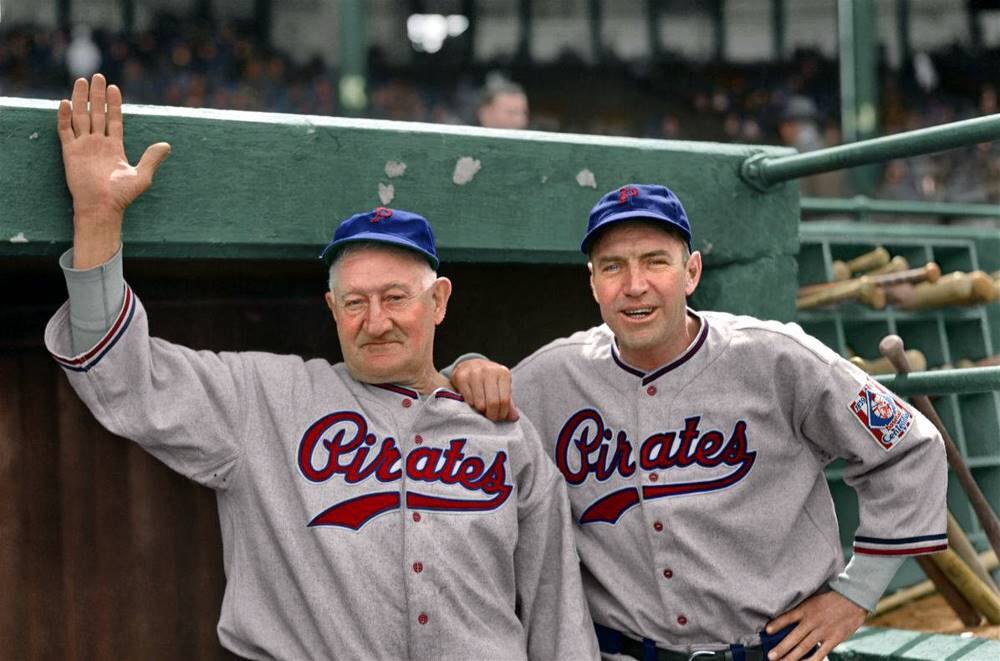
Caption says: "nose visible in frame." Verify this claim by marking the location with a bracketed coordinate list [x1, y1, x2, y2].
[363, 297, 392, 335]
[623, 268, 648, 297]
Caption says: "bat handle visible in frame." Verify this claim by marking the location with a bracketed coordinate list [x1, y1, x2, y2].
[878, 335, 911, 375]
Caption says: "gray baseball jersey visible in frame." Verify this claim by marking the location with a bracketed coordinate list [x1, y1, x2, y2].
[512, 310, 947, 651]
[45, 284, 599, 661]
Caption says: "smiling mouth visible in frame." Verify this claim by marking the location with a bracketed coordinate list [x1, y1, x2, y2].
[622, 307, 654, 319]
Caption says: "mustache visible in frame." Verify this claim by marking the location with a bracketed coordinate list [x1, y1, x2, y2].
[359, 333, 406, 346]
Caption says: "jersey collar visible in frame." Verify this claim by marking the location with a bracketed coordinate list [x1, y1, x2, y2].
[610, 310, 709, 386]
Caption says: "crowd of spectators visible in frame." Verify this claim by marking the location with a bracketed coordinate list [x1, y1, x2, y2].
[3, 11, 1000, 219]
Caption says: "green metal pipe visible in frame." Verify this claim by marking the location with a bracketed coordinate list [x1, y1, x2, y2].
[741, 113, 1000, 191]
[800, 196, 1000, 218]
[874, 366, 1000, 397]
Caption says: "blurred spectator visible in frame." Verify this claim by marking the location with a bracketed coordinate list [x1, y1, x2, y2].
[66, 25, 101, 80]
[778, 95, 850, 199]
[476, 74, 529, 130]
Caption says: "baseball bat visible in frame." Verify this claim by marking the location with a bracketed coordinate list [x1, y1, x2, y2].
[796, 277, 886, 310]
[832, 247, 890, 281]
[948, 511, 1000, 596]
[956, 355, 1000, 370]
[896, 271, 996, 310]
[878, 335, 1000, 563]
[930, 549, 1000, 624]
[798, 262, 939, 298]
[850, 350, 927, 375]
[915, 555, 982, 625]
[864, 256, 909, 277]
[875, 549, 998, 615]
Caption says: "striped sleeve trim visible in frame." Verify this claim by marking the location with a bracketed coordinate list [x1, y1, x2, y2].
[853, 533, 948, 556]
[50, 285, 136, 373]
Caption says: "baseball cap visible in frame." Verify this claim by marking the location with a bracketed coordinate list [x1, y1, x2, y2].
[319, 206, 439, 269]
[581, 184, 693, 254]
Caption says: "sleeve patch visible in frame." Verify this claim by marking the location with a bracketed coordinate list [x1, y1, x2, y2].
[848, 380, 913, 451]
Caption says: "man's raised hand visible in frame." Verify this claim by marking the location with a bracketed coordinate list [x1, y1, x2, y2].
[57, 74, 171, 268]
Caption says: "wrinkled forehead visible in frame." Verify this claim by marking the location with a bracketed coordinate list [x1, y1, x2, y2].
[332, 245, 432, 291]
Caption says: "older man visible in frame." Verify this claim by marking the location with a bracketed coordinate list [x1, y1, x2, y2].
[44, 74, 598, 661]
[454, 184, 948, 661]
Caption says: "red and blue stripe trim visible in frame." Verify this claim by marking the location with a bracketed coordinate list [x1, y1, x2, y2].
[50, 285, 136, 373]
[610, 316, 710, 385]
[853, 533, 948, 556]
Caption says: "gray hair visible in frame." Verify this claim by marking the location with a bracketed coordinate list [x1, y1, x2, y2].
[327, 241, 437, 292]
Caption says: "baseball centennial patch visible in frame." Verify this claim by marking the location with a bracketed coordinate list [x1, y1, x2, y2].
[849, 380, 913, 451]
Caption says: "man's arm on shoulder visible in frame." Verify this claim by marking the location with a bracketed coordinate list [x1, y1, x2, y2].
[448, 355, 519, 422]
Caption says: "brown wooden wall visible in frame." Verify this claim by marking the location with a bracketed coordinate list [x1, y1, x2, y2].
[0, 257, 600, 659]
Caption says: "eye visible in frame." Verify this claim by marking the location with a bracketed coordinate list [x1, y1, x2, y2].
[341, 298, 366, 313]
[384, 293, 411, 309]
[601, 263, 621, 274]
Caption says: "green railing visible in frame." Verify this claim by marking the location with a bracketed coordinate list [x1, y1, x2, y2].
[875, 366, 1000, 397]
[801, 195, 1000, 220]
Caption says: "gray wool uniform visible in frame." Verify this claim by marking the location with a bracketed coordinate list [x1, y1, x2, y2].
[45, 249, 599, 661]
[512, 310, 948, 652]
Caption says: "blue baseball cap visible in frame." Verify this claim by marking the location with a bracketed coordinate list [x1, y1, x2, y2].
[319, 206, 439, 269]
[581, 184, 693, 254]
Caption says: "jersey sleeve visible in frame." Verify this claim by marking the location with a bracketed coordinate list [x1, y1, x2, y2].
[799, 356, 948, 560]
[44, 283, 246, 489]
[512, 416, 600, 661]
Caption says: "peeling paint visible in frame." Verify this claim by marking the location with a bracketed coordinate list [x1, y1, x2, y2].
[378, 182, 395, 205]
[9, 232, 28, 243]
[29, 132, 39, 140]
[306, 127, 317, 135]
[541, 175, 548, 184]
[701, 242, 713, 255]
[385, 161, 407, 178]
[575, 169, 597, 189]
[452, 157, 481, 186]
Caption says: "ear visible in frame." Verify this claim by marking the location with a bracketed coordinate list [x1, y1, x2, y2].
[685, 251, 703, 297]
[431, 277, 453, 325]
[324, 291, 339, 324]
[588, 262, 600, 304]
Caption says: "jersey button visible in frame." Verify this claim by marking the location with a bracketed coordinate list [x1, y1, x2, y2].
[646, 385, 657, 396]
[414, 434, 424, 445]
[662, 568, 673, 579]
[418, 613, 429, 625]
[412, 512, 422, 522]
[653, 521, 663, 532]
[677, 615, 687, 625]
[402, 398, 413, 408]
[648, 473, 659, 482]
[413, 562, 424, 573]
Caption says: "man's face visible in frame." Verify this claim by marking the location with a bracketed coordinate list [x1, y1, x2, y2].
[588, 223, 701, 370]
[325, 247, 451, 385]
[478, 92, 529, 130]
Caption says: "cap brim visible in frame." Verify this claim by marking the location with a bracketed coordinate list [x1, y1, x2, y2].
[580, 209, 692, 253]
[320, 232, 440, 269]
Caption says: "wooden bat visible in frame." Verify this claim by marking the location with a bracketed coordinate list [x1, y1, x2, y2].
[875, 549, 998, 615]
[878, 335, 1000, 564]
[850, 350, 927, 375]
[956, 355, 1000, 369]
[948, 511, 1000, 596]
[894, 271, 996, 310]
[796, 277, 886, 310]
[864, 255, 909, 277]
[832, 247, 890, 281]
[915, 555, 982, 625]
[798, 262, 939, 298]
[931, 549, 1000, 623]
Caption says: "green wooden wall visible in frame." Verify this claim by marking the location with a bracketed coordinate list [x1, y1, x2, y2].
[0, 97, 799, 321]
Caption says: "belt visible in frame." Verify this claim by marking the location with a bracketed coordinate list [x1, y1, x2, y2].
[595, 623, 816, 661]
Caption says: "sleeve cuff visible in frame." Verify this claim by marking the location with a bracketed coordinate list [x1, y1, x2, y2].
[59, 244, 126, 355]
[828, 553, 905, 612]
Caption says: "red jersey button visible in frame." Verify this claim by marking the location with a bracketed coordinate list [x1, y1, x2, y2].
[646, 385, 657, 396]
[412, 512, 422, 522]
[677, 615, 687, 625]
[413, 562, 424, 573]
[414, 434, 424, 445]
[402, 399, 412, 408]
[653, 521, 664, 532]
[663, 569, 673, 579]
[418, 613, 428, 625]
[649, 473, 659, 482]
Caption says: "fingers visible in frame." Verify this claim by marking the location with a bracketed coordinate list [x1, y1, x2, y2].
[107, 84, 124, 141]
[71, 77, 90, 137]
[766, 622, 808, 661]
[136, 142, 172, 187]
[57, 99, 74, 145]
[496, 374, 519, 422]
[90, 73, 107, 135]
